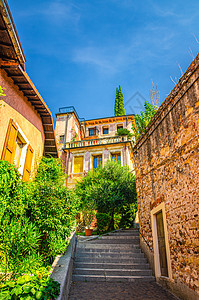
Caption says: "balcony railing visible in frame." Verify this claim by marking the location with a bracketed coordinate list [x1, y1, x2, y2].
[64, 135, 132, 149]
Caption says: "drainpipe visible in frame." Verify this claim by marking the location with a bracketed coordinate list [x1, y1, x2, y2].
[124, 143, 127, 166]
[64, 114, 69, 145]
[66, 150, 70, 187]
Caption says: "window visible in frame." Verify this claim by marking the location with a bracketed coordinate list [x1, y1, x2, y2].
[112, 153, 121, 163]
[73, 156, 84, 173]
[93, 155, 102, 170]
[117, 125, 123, 131]
[89, 128, 96, 136]
[103, 127, 109, 135]
[22, 145, 34, 182]
[14, 136, 24, 168]
[2, 119, 34, 181]
[60, 135, 65, 143]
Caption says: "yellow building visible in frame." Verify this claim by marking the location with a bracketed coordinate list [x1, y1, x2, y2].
[0, 0, 58, 180]
[55, 106, 135, 187]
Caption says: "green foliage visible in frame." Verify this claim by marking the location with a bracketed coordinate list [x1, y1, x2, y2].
[0, 217, 42, 278]
[132, 101, 158, 141]
[114, 87, 119, 116]
[114, 85, 125, 116]
[0, 85, 6, 97]
[0, 161, 25, 220]
[34, 157, 65, 186]
[26, 157, 79, 263]
[0, 273, 60, 300]
[96, 213, 111, 234]
[116, 128, 133, 139]
[76, 160, 137, 231]
[0, 157, 78, 291]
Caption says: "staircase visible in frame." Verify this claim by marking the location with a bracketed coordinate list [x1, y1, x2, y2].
[72, 229, 155, 282]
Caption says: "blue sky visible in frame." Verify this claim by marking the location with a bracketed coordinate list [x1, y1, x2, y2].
[9, 0, 199, 122]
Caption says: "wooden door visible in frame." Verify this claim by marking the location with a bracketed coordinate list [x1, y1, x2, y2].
[156, 211, 168, 277]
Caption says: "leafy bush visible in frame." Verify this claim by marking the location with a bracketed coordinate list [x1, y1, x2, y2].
[132, 101, 158, 141]
[96, 213, 110, 233]
[0, 217, 42, 278]
[0, 161, 26, 220]
[0, 157, 79, 286]
[0, 161, 39, 278]
[26, 157, 79, 263]
[0, 273, 60, 300]
[116, 128, 133, 139]
[76, 161, 137, 231]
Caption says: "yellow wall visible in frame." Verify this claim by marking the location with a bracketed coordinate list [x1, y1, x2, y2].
[0, 100, 44, 177]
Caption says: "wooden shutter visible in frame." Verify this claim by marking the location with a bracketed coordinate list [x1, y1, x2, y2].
[22, 145, 34, 181]
[1, 119, 18, 163]
[73, 156, 83, 173]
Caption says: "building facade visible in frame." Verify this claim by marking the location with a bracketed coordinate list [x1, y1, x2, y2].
[0, 0, 58, 180]
[55, 107, 135, 187]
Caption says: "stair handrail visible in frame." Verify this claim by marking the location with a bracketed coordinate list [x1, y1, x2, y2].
[138, 228, 153, 252]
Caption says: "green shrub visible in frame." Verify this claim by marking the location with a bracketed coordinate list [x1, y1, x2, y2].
[0, 217, 42, 278]
[96, 213, 111, 233]
[0, 161, 26, 220]
[132, 101, 158, 141]
[0, 273, 60, 300]
[0, 157, 79, 278]
[26, 157, 79, 263]
[76, 161, 137, 231]
[116, 128, 133, 139]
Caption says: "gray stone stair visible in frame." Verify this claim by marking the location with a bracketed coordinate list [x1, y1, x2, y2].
[72, 229, 155, 282]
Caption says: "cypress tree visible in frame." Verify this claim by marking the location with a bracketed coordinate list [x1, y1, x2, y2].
[114, 86, 119, 116]
[118, 85, 125, 115]
[114, 85, 125, 116]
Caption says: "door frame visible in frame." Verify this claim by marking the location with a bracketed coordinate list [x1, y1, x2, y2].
[151, 202, 172, 279]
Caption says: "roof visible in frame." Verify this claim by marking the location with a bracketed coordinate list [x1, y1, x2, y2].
[0, 0, 58, 158]
[84, 114, 134, 125]
[0, 0, 25, 69]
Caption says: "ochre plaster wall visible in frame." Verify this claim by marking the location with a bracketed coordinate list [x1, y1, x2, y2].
[0, 70, 45, 174]
[133, 56, 199, 298]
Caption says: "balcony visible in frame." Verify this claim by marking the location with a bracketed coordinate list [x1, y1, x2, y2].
[64, 135, 133, 149]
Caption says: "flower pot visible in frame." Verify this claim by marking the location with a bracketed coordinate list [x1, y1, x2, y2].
[85, 228, 93, 236]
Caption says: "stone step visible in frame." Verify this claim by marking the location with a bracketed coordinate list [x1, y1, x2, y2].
[72, 274, 155, 282]
[88, 239, 139, 244]
[111, 231, 139, 236]
[75, 252, 145, 259]
[76, 248, 141, 254]
[74, 268, 152, 277]
[74, 262, 150, 270]
[99, 235, 139, 240]
[77, 244, 139, 250]
[74, 257, 148, 264]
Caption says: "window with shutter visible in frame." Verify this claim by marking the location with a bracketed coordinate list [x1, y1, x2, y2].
[1, 119, 18, 164]
[22, 145, 34, 182]
[73, 156, 83, 173]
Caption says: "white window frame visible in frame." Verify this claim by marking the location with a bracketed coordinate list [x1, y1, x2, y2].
[15, 123, 29, 176]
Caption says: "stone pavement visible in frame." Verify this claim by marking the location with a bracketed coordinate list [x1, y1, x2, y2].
[69, 281, 180, 300]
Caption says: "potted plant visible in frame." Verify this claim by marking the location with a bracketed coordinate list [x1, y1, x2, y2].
[83, 210, 95, 236]
[75, 173, 97, 236]
[116, 128, 133, 140]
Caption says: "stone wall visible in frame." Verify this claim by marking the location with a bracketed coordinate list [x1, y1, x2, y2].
[133, 54, 199, 299]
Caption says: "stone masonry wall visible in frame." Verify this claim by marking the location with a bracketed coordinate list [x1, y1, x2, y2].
[133, 55, 199, 296]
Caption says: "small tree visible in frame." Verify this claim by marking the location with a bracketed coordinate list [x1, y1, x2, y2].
[114, 85, 125, 116]
[114, 86, 119, 116]
[75, 161, 137, 231]
[132, 101, 158, 141]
